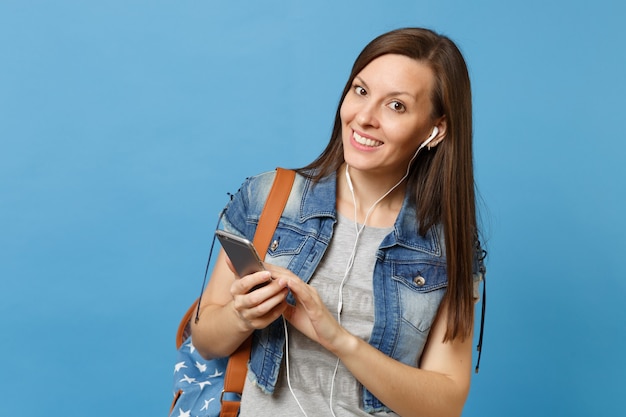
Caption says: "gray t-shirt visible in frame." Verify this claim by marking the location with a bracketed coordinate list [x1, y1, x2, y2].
[240, 213, 398, 416]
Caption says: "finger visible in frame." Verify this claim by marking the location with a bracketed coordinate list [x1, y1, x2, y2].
[232, 270, 272, 296]
[263, 264, 290, 282]
[239, 288, 290, 328]
[261, 296, 289, 322]
[233, 277, 288, 314]
[283, 276, 318, 308]
[246, 278, 288, 306]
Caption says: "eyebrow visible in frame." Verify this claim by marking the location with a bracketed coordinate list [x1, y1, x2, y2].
[354, 76, 418, 101]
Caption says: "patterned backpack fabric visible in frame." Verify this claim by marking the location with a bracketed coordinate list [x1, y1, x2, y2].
[170, 332, 228, 417]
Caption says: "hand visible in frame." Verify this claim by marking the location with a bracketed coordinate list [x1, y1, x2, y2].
[228, 265, 290, 332]
[266, 265, 355, 355]
[192, 250, 290, 359]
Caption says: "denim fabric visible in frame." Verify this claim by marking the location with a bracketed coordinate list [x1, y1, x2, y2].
[220, 170, 481, 413]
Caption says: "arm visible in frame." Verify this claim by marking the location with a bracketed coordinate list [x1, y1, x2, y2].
[190, 249, 290, 359]
[277, 266, 472, 417]
[340, 304, 472, 417]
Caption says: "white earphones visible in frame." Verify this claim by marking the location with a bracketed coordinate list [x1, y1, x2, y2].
[345, 166, 354, 192]
[421, 126, 439, 150]
[286, 125, 442, 417]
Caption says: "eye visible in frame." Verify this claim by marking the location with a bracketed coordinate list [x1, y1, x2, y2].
[353, 85, 367, 96]
[388, 101, 406, 113]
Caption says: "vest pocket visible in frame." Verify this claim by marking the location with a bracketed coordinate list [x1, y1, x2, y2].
[392, 261, 447, 333]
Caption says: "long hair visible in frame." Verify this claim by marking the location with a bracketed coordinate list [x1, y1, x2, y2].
[298, 28, 477, 341]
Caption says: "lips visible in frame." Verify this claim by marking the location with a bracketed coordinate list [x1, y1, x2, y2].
[353, 131, 382, 147]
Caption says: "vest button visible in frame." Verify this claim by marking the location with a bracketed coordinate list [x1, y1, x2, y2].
[270, 239, 279, 251]
[414, 276, 426, 286]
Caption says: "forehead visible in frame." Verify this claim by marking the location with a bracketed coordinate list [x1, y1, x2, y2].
[356, 54, 435, 99]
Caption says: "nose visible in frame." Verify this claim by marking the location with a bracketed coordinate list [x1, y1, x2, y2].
[355, 102, 379, 128]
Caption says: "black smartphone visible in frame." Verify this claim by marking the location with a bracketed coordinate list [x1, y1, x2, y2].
[215, 229, 267, 279]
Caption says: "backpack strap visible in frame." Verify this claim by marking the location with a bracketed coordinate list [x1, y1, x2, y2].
[220, 167, 296, 417]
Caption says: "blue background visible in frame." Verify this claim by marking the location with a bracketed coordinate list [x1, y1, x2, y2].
[1, 1, 624, 416]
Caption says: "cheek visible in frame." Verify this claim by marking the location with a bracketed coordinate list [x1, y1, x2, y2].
[382, 120, 417, 144]
[339, 102, 349, 125]
[339, 96, 357, 125]
[386, 118, 429, 145]
[339, 104, 353, 142]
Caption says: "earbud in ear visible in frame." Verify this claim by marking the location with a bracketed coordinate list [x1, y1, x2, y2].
[421, 126, 439, 149]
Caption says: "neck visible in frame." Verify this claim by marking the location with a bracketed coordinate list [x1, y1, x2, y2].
[337, 163, 407, 227]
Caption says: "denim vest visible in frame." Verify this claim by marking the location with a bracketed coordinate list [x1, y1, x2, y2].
[221, 170, 481, 413]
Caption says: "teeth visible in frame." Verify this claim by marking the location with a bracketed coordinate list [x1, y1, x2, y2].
[353, 132, 382, 147]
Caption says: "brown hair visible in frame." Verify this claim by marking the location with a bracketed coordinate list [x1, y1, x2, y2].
[298, 27, 477, 341]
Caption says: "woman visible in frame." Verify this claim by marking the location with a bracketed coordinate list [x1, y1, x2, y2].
[191, 27, 486, 417]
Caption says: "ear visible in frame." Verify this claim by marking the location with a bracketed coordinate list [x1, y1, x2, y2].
[428, 116, 447, 149]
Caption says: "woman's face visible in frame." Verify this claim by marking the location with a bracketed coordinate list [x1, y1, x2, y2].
[340, 54, 440, 179]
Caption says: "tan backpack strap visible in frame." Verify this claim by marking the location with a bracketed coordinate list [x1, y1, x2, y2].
[251, 168, 296, 253]
[175, 301, 198, 349]
[220, 168, 296, 416]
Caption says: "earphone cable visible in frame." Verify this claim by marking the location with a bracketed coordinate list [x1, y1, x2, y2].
[290, 141, 429, 416]
[283, 316, 310, 417]
[331, 144, 427, 413]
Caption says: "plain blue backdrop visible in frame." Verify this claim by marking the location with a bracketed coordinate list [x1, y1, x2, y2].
[1, 1, 624, 416]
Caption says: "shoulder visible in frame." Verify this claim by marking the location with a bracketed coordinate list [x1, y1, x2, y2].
[222, 169, 316, 236]
[221, 170, 278, 237]
[241, 170, 280, 194]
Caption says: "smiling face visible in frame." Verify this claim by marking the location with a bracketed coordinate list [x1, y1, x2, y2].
[340, 54, 443, 180]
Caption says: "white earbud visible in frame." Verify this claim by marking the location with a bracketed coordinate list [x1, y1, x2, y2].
[421, 126, 439, 149]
